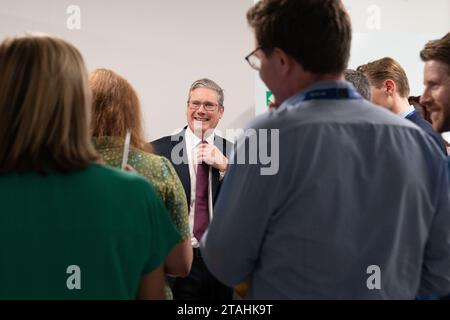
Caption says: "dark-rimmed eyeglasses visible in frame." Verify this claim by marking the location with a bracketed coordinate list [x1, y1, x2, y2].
[245, 47, 262, 71]
[188, 101, 219, 111]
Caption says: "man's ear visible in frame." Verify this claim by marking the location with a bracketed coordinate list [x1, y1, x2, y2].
[384, 79, 396, 96]
[273, 48, 293, 76]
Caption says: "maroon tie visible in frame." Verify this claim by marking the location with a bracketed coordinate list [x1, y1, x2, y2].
[194, 141, 210, 241]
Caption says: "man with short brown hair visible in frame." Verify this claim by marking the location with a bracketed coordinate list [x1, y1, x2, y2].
[420, 32, 450, 172]
[201, 0, 450, 299]
[358, 57, 446, 154]
[420, 33, 450, 135]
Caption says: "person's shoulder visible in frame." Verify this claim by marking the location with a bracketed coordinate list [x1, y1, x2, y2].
[151, 135, 172, 145]
[151, 130, 186, 155]
[409, 115, 444, 140]
[135, 151, 173, 172]
[408, 113, 444, 146]
[406, 111, 431, 128]
[152, 130, 185, 145]
[129, 150, 176, 181]
[87, 163, 153, 192]
[245, 110, 283, 130]
[154, 154, 174, 167]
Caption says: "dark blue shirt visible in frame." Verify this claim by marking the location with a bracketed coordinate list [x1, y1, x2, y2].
[406, 110, 447, 155]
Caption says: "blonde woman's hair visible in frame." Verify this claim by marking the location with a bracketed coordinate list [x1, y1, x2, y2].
[0, 34, 99, 173]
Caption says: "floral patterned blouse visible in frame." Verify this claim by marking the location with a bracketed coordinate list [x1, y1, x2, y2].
[93, 137, 190, 299]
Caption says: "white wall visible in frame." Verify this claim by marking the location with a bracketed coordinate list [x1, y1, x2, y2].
[343, 0, 450, 96]
[255, 0, 450, 111]
[0, 0, 255, 141]
[1, 0, 449, 140]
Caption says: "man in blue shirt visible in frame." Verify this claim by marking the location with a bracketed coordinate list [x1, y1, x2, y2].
[201, 0, 450, 299]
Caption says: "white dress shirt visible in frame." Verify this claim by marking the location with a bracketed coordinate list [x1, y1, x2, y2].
[184, 127, 215, 248]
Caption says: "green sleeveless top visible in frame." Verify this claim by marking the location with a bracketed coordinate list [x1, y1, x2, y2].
[0, 164, 180, 299]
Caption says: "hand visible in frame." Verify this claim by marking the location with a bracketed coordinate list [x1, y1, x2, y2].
[123, 164, 137, 173]
[196, 143, 228, 172]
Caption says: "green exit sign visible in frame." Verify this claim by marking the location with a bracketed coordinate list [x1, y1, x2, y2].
[266, 91, 274, 106]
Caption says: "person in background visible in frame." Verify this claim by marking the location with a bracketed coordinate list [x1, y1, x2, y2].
[344, 69, 372, 100]
[89, 68, 193, 299]
[358, 57, 447, 155]
[409, 96, 431, 123]
[0, 35, 180, 299]
[408, 96, 450, 155]
[152, 78, 233, 300]
[419, 32, 450, 165]
[201, 0, 450, 299]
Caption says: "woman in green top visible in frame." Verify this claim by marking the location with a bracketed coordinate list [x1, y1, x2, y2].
[0, 35, 180, 299]
[89, 69, 193, 299]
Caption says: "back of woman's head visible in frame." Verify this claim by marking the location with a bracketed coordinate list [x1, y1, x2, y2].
[0, 34, 98, 173]
[90, 69, 150, 151]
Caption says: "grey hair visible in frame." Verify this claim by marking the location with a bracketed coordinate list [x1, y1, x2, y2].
[188, 78, 224, 106]
[344, 69, 372, 101]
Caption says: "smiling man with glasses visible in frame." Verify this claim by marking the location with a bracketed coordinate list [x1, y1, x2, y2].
[151, 78, 233, 300]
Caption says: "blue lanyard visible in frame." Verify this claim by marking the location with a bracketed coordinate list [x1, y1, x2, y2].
[299, 88, 362, 102]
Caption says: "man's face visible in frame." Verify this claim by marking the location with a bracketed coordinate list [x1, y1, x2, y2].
[421, 60, 450, 133]
[258, 49, 278, 96]
[186, 87, 224, 136]
[257, 48, 290, 105]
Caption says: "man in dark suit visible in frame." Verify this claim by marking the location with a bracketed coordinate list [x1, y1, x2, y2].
[358, 57, 447, 155]
[152, 78, 233, 300]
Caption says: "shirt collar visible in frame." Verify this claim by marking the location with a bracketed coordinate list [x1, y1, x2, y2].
[185, 126, 215, 150]
[277, 80, 354, 111]
[398, 105, 416, 119]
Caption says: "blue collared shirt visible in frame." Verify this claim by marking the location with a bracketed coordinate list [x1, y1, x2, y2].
[201, 80, 450, 299]
[398, 105, 417, 119]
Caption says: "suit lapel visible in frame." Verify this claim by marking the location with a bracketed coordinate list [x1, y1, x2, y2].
[171, 129, 191, 208]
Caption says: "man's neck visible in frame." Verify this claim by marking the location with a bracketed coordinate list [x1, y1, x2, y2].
[299, 73, 344, 92]
[392, 97, 411, 115]
[279, 72, 344, 105]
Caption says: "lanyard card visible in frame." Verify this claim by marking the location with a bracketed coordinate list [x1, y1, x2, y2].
[121, 129, 131, 170]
